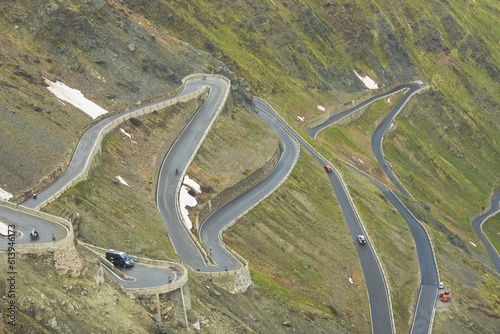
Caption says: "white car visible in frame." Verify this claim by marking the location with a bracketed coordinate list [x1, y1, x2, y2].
[357, 235, 367, 245]
[438, 282, 444, 289]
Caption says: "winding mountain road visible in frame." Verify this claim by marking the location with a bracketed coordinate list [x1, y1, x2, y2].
[471, 193, 500, 273]
[371, 84, 422, 197]
[156, 76, 299, 272]
[4, 70, 485, 334]
[305, 84, 441, 334]
[367, 85, 440, 334]
[0, 76, 211, 287]
[256, 98, 394, 334]
[0, 205, 68, 247]
[198, 109, 299, 271]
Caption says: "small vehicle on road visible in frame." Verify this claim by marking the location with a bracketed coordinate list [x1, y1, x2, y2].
[440, 291, 450, 302]
[438, 282, 444, 289]
[30, 229, 39, 241]
[106, 249, 134, 267]
[357, 235, 367, 245]
[324, 165, 333, 173]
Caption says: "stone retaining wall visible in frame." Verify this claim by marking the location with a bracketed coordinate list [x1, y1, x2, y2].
[0, 200, 75, 255]
[193, 263, 252, 293]
[172, 75, 233, 266]
[302, 89, 382, 132]
[53, 239, 85, 273]
[80, 242, 189, 295]
[36, 85, 210, 211]
[197, 144, 282, 225]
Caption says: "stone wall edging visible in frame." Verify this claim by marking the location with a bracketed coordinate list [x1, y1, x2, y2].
[197, 145, 282, 224]
[0, 200, 75, 254]
[80, 241, 189, 295]
[173, 75, 233, 266]
[36, 85, 209, 210]
[302, 89, 383, 132]
[14, 84, 186, 204]
[376, 86, 431, 201]
[192, 263, 252, 293]
[256, 97, 396, 334]
[16, 232, 74, 254]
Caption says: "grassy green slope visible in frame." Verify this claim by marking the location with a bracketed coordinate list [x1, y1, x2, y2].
[9, 0, 498, 331]
[384, 89, 500, 251]
[224, 151, 371, 332]
[120, 0, 500, 330]
[482, 214, 500, 254]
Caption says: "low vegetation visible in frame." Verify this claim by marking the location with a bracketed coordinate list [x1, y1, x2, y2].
[224, 151, 370, 332]
[1, 0, 500, 332]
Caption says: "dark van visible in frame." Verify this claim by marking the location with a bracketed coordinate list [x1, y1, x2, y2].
[106, 249, 134, 267]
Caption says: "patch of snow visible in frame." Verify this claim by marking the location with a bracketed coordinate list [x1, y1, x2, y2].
[0, 188, 13, 201]
[179, 185, 197, 230]
[183, 175, 201, 193]
[0, 221, 10, 236]
[353, 70, 379, 90]
[116, 176, 129, 187]
[469, 241, 477, 247]
[349, 277, 353, 284]
[317, 105, 325, 111]
[44, 78, 108, 119]
[297, 116, 305, 122]
[120, 128, 132, 139]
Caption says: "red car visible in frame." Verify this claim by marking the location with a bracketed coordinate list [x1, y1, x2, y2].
[324, 165, 332, 173]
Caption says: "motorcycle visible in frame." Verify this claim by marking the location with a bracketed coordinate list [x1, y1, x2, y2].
[30, 229, 39, 241]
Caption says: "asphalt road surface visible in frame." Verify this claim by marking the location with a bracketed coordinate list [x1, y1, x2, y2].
[471, 193, 500, 273]
[157, 76, 299, 272]
[104, 262, 182, 289]
[303, 83, 442, 334]
[372, 183, 438, 334]
[0, 205, 68, 248]
[198, 108, 299, 272]
[21, 81, 202, 210]
[371, 84, 422, 197]
[255, 98, 393, 334]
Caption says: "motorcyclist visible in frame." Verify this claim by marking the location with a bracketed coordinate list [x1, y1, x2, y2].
[175, 169, 178, 175]
[33, 191, 37, 199]
[30, 229, 39, 240]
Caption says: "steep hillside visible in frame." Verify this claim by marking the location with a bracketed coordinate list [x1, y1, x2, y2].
[119, 0, 500, 332]
[1, 0, 499, 333]
[122, 0, 500, 244]
[0, 0, 228, 197]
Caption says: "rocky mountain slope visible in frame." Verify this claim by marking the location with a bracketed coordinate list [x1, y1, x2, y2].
[1, 0, 499, 333]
